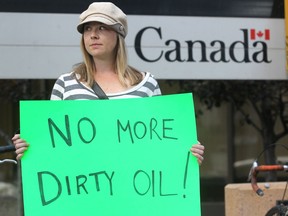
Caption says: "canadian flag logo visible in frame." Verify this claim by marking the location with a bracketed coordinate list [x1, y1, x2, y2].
[250, 29, 270, 40]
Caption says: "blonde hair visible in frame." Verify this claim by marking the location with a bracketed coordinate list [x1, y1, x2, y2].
[73, 35, 143, 87]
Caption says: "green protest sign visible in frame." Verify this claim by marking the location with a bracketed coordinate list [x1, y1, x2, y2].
[20, 93, 201, 216]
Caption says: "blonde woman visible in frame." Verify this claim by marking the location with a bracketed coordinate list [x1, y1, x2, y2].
[13, 2, 204, 163]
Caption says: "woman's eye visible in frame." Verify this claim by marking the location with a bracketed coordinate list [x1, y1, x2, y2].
[99, 26, 107, 31]
[84, 26, 92, 31]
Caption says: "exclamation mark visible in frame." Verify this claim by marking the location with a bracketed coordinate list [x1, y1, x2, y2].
[183, 151, 190, 198]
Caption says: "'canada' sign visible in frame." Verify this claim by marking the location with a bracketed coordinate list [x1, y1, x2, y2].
[135, 28, 271, 64]
[0, 13, 285, 79]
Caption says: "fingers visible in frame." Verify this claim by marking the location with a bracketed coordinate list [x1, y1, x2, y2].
[16, 153, 24, 161]
[191, 151, 204, 165]
[15, 146, 28, 155]
[191, 144, 205, 156]
[11, 134, 20, 142]
[11, 134, 29, 160]
[190, 142, 205, 165]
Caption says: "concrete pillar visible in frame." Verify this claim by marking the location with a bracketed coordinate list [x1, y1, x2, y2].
[225, 182, 288, 216]
[0, 182, 18, 216]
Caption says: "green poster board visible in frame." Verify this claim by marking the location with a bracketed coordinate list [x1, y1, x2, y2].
[20, 93, 201, 216]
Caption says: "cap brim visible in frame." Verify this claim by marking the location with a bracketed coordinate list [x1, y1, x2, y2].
[77, 16, 116, 33]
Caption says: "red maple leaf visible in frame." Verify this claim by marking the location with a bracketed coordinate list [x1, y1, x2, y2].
[257, 31, 263, 38]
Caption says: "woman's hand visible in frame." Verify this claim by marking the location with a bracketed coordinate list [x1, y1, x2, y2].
[12, 134, 29, 160]
[190, 141, 205, 165]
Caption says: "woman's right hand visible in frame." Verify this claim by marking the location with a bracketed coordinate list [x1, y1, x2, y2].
[12, 134, 29, 160]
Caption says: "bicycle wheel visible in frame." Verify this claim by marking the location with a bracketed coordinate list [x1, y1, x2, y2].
[265, 205, 288, 216]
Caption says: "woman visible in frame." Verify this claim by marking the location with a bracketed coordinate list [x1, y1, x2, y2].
[12, 2, 204, 164]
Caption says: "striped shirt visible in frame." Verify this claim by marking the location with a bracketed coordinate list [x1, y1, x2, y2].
[50, 71, 162, 100]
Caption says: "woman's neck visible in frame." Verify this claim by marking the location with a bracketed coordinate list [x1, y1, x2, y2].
[93, 60, 129, 93]
[93, 55, 116, 73]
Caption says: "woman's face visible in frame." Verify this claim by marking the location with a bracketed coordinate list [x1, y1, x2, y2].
[83, 22, 118, 60]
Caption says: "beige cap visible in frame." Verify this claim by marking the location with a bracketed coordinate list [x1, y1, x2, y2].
[77, 2, 127, 38]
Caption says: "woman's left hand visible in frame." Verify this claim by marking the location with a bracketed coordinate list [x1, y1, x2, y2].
[190, 141, 205, 165]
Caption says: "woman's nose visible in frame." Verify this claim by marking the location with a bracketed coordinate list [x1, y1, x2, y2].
[91, 29, 100, 39]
